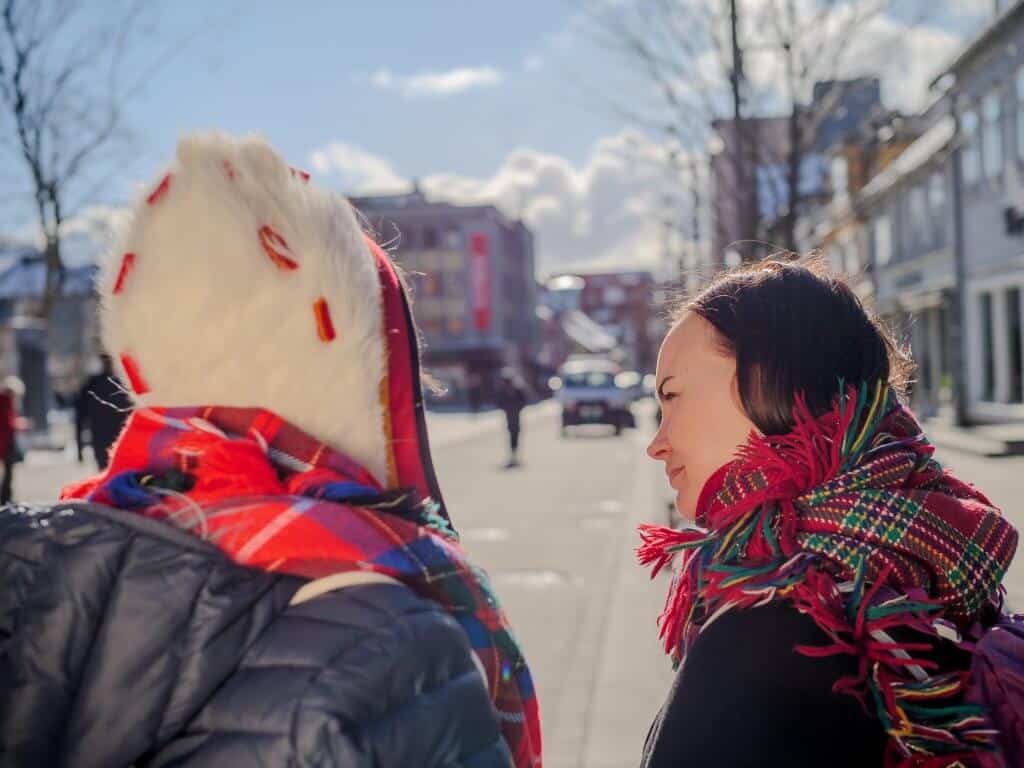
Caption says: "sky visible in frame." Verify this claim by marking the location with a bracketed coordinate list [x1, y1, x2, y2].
[0, 0, 995, 277]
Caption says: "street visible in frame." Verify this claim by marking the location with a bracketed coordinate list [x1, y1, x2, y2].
[12, 400, 1024, 768]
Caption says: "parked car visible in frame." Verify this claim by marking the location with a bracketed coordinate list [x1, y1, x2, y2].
[553, 359, 636, 436]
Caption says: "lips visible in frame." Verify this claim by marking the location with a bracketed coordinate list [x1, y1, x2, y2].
[668, 466, 685, 485]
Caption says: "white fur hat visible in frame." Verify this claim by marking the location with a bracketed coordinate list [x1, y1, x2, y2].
[100, 133, 403, 489]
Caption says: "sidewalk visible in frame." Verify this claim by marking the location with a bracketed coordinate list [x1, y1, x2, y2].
[924, 417, 1024, 458]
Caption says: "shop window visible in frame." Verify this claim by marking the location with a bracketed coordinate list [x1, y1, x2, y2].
[980, 292, 996, 401]
[1008, 287, 1022, 403]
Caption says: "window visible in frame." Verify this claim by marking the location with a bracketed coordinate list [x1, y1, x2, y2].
[1017, 68, 1024, 162]
[928, 172, 946, 246]
[982, 89, 1003, 180]
[962, 108, 981, 186]
[422, 273, 442, 298]
[1009, 288, 1023, 403]
[444, 315, 465, 337]
[980, 292, 996, 401]
[873, 213, 893, 266]
[907, 184, 929, 249]
[928, 171, 945, 212]
[443, 227, 462, 249]
[445, 271, 466, 298]
[831, 155, 849, 203]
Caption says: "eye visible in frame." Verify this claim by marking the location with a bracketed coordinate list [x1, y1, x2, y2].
[662, 391, 678, 403]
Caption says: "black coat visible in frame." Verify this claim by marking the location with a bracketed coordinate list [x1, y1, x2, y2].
[641, 603, 888, 767]
[76, 373, 131, 457]
[0, 502, 512, 768]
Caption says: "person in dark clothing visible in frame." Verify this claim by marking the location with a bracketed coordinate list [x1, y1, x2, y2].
[75, 354, 131, 469]
[0, 376, 28, 504]
[467, 370, 482, 415]
[640, 257, 1018, 767]
[495, 369, 528, 467]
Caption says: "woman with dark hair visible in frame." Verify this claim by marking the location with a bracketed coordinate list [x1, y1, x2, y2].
[640, 258, 1019, 767]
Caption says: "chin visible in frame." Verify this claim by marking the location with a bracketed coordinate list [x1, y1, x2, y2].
[674, 491, 697, 524]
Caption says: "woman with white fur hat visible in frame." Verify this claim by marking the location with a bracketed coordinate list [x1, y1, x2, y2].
[0, 133, 541, 768]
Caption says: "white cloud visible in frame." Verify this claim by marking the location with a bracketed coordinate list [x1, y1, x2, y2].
[310, 130, 690, 276]
[419, 130, 693, 277]
[367, 66, 503, 98]
[309, 141, 409, 194]
[4, 205, 130, 267]
[708, 1, 961, 114]
[584, 0, 968, 119]
[523, 54, 545, 72]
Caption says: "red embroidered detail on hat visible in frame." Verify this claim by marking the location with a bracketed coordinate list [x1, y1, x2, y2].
[113, 252, 137, 294]
[223, 160, 237, 180]
[290, 166, 311, 182]
[313, 297, 336, 342]
[258, 225, 299, 270]
[146, 174, 172, 205]
[120, 353, 150, 395]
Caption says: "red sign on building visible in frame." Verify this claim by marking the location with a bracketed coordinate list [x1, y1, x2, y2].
[469, 232, 491, 331]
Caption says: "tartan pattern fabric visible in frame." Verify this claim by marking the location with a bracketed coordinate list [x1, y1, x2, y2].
[705, 389, 1016, 622]
[62, 405, 542, 768]
[638, 383, 1018, 767]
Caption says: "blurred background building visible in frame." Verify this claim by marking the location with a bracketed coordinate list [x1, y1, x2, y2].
[353, 189, 541, 404]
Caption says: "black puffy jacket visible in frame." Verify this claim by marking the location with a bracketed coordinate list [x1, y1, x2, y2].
[0, 502, 512, 768]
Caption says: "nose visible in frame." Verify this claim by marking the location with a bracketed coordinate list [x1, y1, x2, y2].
[647, 421, 669, 463]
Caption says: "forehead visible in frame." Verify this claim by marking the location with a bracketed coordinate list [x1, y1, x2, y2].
[659, 313, 708, 363]
[657, 313, 733, 380]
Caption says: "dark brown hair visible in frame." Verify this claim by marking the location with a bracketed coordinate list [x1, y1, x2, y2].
[682, 256, 912, 436]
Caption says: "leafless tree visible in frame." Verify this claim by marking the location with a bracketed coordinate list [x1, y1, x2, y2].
[580, 0, 924, 261]
[0, 0, 152, 317]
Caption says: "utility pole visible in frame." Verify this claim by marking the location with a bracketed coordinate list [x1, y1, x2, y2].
[728, 0, 753, 261]
[689, 155, 702, 292]
[950, 99, 971, 427]
[783, 0, 801, 254]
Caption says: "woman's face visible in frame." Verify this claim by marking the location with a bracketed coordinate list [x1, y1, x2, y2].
[647, 313, 758, 520]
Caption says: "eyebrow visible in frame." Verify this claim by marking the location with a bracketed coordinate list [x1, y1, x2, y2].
[657, 376, 675, 401]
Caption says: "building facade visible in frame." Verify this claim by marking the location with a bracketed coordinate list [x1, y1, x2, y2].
[941, 1, 1024, 422]
[352, 190, 539, 403]
[858, 113, 956, 418]
[569, 271, 657, 373]
[710, 78, 883, 265]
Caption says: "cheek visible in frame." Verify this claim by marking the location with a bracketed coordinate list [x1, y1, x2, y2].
[677, 397, 753, 486]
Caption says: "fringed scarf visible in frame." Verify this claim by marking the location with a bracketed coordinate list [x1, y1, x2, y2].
[638, 382, 1018, 767]
[62, 406, 542, 768]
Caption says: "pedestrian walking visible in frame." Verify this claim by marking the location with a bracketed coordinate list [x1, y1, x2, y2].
[75, 353, 131, 469]
[467, 370, 483, 415]
[640, 258, 1020, 767]
[496, 368, 528, 467]
[0, 375, 28, 504]
[0, 133, 541, 768]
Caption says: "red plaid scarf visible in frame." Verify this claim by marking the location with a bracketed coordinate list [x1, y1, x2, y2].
[63, 406, 542, 768]
[638, 383, 1018, 766]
